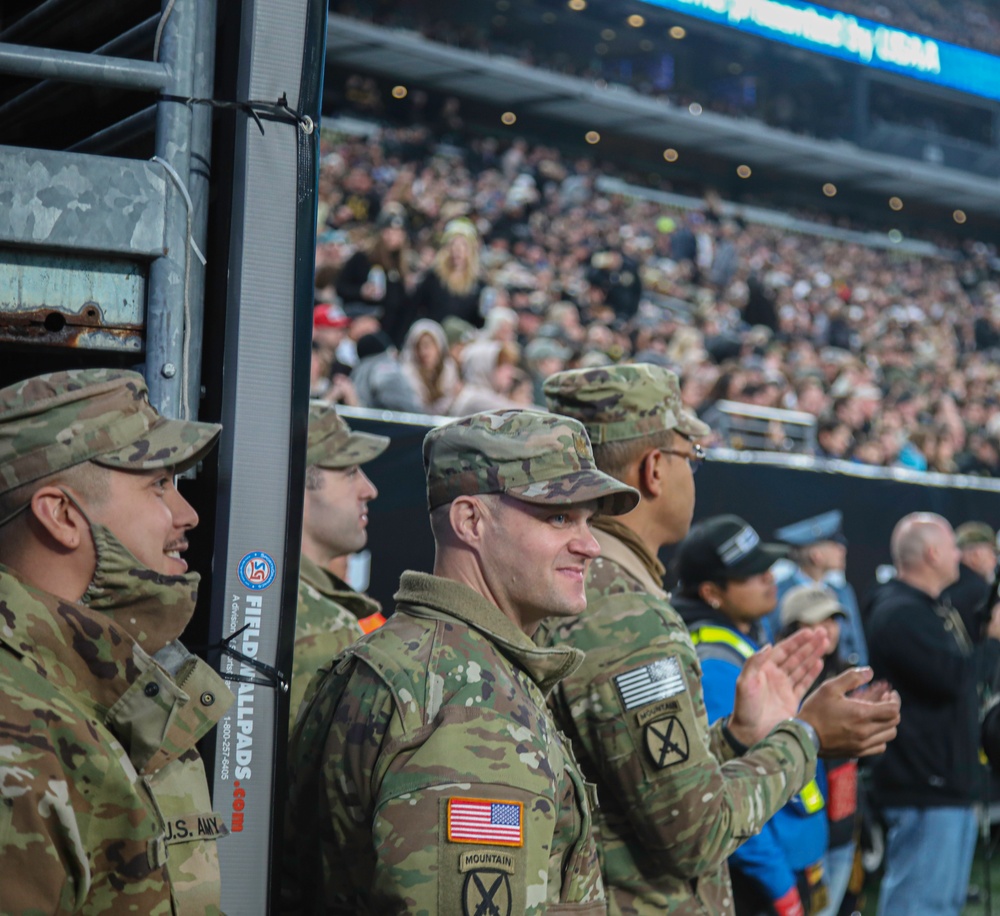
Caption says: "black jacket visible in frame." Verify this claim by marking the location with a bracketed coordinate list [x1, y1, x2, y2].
[941, 561, 991, 639]
[868, 578, 1000, 808]
[409, 271, 484, 334]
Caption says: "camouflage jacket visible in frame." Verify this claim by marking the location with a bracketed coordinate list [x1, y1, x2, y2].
[289, 555, 381, 718]
[537, 528, 817, 916]
[0, 564, 234, 915]
[283, 570, 607, 916]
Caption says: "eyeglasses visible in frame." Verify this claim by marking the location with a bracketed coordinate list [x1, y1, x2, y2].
[658, 441, 706, 475]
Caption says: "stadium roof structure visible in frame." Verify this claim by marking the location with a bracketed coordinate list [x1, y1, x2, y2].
[328, 13, 1000, 226]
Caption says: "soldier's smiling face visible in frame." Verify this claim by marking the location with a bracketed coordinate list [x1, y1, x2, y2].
[479, 495, 600, 633]
[86, 468, 198, 575]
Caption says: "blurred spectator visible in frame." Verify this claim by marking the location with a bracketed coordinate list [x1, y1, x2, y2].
[778, 585, 858, 916]
[480, 305, 519, 343]
[814, 415, 852, 460]
[351, 331, 423, 413]
[409, 218, 487, 335]
[447, 339, 521, 415]
[524, 338, 572, 405]
[956, 432, 1000, 476]
[398, 318, 461, 414]
[767, 510, 867, 666]
[586, 246, 642, 321]
[336, 204, 413, 340]
[311, 303, 356, 402]
[941, 521, 997, 638]
[868, 513, 1000, 916]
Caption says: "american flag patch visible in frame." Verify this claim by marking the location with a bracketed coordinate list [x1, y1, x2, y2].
[615, 657, 686, 710]
[448, 798, 524, 847]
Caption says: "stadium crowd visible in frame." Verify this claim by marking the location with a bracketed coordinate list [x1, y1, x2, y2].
[310, 122, 1000, 477]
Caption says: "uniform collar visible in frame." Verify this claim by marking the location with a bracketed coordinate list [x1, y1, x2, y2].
[394, 570, 584, 696]
[591, 520, 668, 599]
[0, 563, 233, 773]
[0, 562, 141, 714]
[299, 554, 381, 618]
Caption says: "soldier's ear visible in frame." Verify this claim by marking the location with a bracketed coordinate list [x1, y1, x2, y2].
[449, 496, 487, 548]
[639, 448, 663, 497]
[29, 486, 89, 550]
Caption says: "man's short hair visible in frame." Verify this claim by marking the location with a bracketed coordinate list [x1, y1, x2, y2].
[304, 464, 325, 493]
[591, 428, 676, 482]
[0, 461, 111, 543]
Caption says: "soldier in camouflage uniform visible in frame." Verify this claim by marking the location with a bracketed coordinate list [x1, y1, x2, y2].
[0, 368, 232, 915]
[283, 408, 640, 915]
[289, 404, 389, 717]
[540, 365, 902, 916]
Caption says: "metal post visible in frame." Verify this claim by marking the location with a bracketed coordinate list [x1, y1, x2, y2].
[183, 0, 218, 420]
[146, 0, 198, 419]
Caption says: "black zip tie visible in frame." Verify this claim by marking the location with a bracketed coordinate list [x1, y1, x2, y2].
[159, 92, 314, 136]
[194, 623, 288, 693]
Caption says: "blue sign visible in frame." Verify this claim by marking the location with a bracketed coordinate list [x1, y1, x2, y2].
[641, 0, 1000, 102]
[238, 551, 276, 590]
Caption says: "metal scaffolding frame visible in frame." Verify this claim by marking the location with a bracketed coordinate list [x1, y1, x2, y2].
[0, 0, 217, 421]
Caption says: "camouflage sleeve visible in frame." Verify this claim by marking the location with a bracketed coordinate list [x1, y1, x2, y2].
[284, 657, 392, 914]
[289, 585, 365, 719]
[288, 657, 600, 916]
[708, 718, 741, 763]
[559, 601, 816, 881]
[0, 668, 173, 915]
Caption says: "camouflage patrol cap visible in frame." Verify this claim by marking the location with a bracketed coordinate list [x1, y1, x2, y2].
[423, 408, 638, 515]
[0, 368, 221, 496]
[543, 364, 710, 444]
[306, 403, 389, 469]
[955, 521, 995, 550]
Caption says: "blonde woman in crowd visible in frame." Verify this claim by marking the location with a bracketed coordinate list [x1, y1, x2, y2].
[411, 218, 486, 329]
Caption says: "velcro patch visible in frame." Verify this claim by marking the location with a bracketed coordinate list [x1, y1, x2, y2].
[163, 812, 229, 845]
[448, 798, 524, 847]
[636, 698, 681, 726]
[463, 870, 512, 916]
[645, 717, 690, 769]
[615, 657, 686, 710]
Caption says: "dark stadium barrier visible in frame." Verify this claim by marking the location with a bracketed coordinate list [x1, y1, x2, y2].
[342, 409, 1000, 612]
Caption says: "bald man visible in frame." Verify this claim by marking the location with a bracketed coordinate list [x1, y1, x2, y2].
[868, 513, 1000, 916]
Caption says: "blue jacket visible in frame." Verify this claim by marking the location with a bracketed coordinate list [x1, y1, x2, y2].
[675, 597, 829, 902]
[766, 563, 869, 666]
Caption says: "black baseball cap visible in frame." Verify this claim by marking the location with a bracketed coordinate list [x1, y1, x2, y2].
[676, 514, 788, 588]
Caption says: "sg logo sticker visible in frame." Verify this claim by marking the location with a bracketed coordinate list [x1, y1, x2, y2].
[238, 551, 276, 590]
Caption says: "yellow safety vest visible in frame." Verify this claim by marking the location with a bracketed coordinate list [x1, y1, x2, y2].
[690, 623, 825, 815]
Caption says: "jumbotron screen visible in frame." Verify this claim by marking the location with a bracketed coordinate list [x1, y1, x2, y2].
[641, 0, 1000, 101]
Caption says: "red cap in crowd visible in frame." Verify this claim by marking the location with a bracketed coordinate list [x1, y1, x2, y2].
[314, 303, 350, 329]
